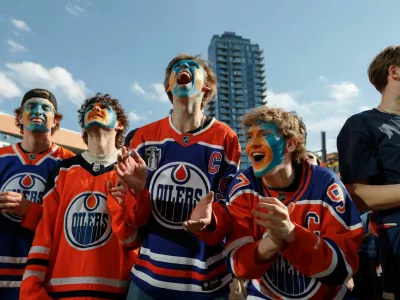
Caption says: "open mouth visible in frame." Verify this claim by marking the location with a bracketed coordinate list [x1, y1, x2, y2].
[177, 71, 192, 85]
[252, 152, 266, 163]
[31, 118, 44, 125]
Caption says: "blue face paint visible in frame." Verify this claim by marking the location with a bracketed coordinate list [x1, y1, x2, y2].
[22, 98, 55, 133]
[83, 101, 117, 130]
[169, 59, 205, 99]
[245, 122, 286, 178]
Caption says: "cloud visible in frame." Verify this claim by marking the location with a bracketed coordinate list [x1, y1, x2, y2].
[266, 79, 362, 153]
[130, 81, 169, 102]
[330, 82, 359, 104]
[129, 110, 147, 123]
[319, 75, 327, 82]
[2, 62, 90, 106]
[0, 72, 22, 99]
[65, 4, 85, 16]
[10, 18, 30, 32]
[7, 40, 27, 52]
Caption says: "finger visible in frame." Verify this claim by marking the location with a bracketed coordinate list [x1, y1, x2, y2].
[0, 202, 19, 209]
[0, 195, 21, 202]
[255, 219, 283, 231]
[259, 197, 285, 207]
[252, 210, 282, 223]
[258, 202, 287, 217]
[287, 202, 296, 215]
[122, 146, 127, 157]
[111, 191, 126, 199]
[0, 191, 20, 197]
[114, 164, 125, 178]
[111, 186, 127, 194]
[117, 177, 127, 187]
[131, 149, 144, 163]
[107, 180, 113, 192]
[182, 220, 205, 233]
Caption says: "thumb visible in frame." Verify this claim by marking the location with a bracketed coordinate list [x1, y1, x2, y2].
[206, 191, 214, 202]
[287, 202, 296, 215]
[106, 180, 113, 191]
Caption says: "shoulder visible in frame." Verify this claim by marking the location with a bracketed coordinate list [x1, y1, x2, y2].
[210, 119, 237, 138]
[135, 117, 167, 137]
[54, 146, 76, 159]
[340, 110, 377, 132]
[0, 145, 15, 156]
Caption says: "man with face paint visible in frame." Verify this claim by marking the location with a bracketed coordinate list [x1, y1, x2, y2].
[186, 106, 364, 300]
[126, 54, 241, 300]
[0, 88, 74, 299]
[20, 93, 149, 299]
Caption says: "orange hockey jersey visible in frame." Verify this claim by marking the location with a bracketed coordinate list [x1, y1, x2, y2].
[20, 153, 149, 300]
[197, 161, 363, 300]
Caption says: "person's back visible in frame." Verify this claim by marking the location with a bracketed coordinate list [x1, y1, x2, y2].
[127, 54, 241, 300]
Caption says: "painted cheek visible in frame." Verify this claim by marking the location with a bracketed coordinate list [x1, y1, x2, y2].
[23, 111, 31, 127]
[194, 69, 204, 92]
[46, 112, 54, 128]
[169, 71, 176, 90]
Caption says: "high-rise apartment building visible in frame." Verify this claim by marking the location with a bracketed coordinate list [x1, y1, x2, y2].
[206, 32, 267, 169]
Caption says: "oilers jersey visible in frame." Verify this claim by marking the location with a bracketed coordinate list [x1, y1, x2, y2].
[20, 152, 147, 299]
[129, 115, 241, 300]
[0, 143, 74, 297]
[203, 161, 363, 300]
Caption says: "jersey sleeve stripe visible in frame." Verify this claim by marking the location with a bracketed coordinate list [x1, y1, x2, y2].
[228, 189, 260, 205]
[225, 236, 254, 254]
[0, 256, 27, 263]
[23, 270, 45, 281]
[295, 200, 363, 230]
[119, 231, 138, 247]
[138, 247, 225, 270]
[131, 266, 232, 293]
[48, 277, 129, 288]
[29, 246, 50, 255]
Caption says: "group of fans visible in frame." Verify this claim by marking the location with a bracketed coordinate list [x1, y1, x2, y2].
[0, 45, 399, 300]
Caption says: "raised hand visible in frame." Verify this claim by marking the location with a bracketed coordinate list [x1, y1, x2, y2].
[252, 197, 296, 244]
[114, 146, 147, 195]
[0, 191, 30, 217]
[107, 179, 127, 205]
[183, 191, 214, 232]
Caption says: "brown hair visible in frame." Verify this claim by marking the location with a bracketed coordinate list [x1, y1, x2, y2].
[368, 45, 400, 92]
[78, 93, 129, 149]
[241, 106, 307, 163]
[164, 54, 217, 109]
[13, 107, 63, 135]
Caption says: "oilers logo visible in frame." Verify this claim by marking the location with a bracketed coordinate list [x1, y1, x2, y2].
[261, 255, 320, 299]
[64, 192, 112, 251]
[149, 162, 210, 230]
[0, 173, 46, 222]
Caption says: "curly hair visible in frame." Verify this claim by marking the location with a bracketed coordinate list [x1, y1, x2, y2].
[13, 107, 63, 135]
[368, 45, 400, 93]
[241, 106, 307, 163]
[164, 54, 218, 109]
[77, 93, 129, 149]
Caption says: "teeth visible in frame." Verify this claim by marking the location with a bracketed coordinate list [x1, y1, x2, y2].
[252, 152, 264, 157]
[32, 118, 44, 124]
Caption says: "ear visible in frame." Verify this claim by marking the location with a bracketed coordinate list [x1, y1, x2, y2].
[388, 65, 400, 80]
[115, 122, 124, 131]
[285, 138, 297, 153]
[202, 82, 211, 92]
[165, 85, 171, 93]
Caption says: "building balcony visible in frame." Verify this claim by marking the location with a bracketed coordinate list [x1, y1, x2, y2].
[233, 77, 243, 83]
[217, 57, 227, 62]
[217, 44, 227, 50]
[256, 74, 266, 80]
[256, 55, 264, 62]
[256, 67, 265, 74]
[217, 50, 228, 56]
[258, 49, 264, 54]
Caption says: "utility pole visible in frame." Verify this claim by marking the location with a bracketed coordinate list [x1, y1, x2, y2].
[321, 131, 327, 163]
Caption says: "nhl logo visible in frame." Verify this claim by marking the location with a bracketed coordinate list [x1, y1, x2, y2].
[182, 135, 190, 144]
[28, 154, 36, 160]
[277, 192, 286, 202]
[145, 146, 161, 171]
[93, 163, 100, 172]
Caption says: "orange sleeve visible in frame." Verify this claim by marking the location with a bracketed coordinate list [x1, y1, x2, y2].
[107, 184, 149, 249]
[194, 202, 231, 246]
[281, 179, 364, 286]
[20, 202, 43, 231]
[20, 169, 61, 300]
[225, 191, 276, 279]
[125, 188, 151, 229]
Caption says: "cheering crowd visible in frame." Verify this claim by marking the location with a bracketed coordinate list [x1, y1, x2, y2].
[0, 45, 399, 300]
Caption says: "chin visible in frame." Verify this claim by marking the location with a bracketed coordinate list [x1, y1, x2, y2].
[252, 164, 279, 178]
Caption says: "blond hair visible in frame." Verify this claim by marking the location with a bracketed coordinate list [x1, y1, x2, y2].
[242, 106, 307, 163]
[368, 45, 400, 92]
[164, 54, 217, 109]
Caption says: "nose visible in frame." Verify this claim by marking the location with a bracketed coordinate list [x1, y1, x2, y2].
[181, 62, 189, 70]
[93, 105, 101, 112]
[34, 105, 44, 116]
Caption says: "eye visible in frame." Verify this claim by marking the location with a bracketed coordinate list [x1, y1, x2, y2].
[245, 133, 252, 141]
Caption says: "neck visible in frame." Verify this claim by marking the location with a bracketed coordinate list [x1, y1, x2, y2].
[21, 131, 52, 153]
[379, 90, 400, 115]
[87, 130, 118, 156]
[262, 162, 295, 189]
[171, 98, 204, 133]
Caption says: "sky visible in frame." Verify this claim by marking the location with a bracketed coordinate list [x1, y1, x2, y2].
[0, 0, 398, 153]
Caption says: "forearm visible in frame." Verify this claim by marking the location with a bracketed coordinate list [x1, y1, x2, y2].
[21, 202, 43, 231]
[348, 183, 400, 210]
[125, 189, 150, 228]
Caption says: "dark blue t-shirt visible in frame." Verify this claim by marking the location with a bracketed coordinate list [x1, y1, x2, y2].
[337, 108, 400, 226]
